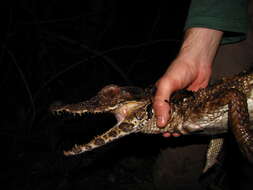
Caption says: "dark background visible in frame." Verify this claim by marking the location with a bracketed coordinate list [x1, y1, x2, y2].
[1, 1, 190, 189]
[2, 1, 249, 190]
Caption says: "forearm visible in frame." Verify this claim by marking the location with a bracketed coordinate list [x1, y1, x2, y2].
[178, 27, 223, 68]
[164, 27, 223, 91]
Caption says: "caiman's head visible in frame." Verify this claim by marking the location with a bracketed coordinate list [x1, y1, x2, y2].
[50, 85, 154, 156]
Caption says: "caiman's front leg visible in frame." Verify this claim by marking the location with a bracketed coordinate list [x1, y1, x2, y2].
[227, 89, 253, 163]
[200, 89, 253, 173]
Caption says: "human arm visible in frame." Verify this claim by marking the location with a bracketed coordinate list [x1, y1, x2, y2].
[153, 27, 223, 137]
[153, 0, 248, 137]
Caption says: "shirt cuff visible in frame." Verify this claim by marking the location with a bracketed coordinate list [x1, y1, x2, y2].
[184, 16, 248, 44]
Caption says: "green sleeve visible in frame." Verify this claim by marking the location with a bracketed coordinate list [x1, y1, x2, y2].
[184, 0, 249, 44]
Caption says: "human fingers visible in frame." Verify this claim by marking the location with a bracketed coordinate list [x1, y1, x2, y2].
[153, 98, 170, 127]
[153, 79, 173, 127]
[187, 68, 211, 91]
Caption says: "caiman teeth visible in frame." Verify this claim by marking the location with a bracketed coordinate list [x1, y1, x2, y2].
[52, 108, 112, 115]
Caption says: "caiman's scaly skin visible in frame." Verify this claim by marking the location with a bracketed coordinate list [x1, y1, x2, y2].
[50, 71, 253, 173]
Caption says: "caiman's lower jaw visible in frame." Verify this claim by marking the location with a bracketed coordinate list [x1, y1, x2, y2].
[62, 105, 141, 156]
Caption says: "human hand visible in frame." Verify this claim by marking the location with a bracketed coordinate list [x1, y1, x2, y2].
[153, 27, 223, 137]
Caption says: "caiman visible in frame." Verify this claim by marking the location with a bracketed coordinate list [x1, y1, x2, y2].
[50, 71, 253, 173]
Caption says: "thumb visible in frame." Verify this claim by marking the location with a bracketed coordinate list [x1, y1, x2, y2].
[153, 80, 173, 127]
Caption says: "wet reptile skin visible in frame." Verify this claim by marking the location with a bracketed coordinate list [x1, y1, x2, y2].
[50, 71, 253, 172]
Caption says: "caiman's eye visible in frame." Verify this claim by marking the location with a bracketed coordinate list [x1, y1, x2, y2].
[146, 104, 153, 119]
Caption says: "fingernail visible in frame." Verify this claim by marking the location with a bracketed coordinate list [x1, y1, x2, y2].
[163, 133, 171, 138]
[157, 116, 165, 127]
[173, 133, 181, 137]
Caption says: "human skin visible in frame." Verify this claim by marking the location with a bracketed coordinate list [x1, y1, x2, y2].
[153, 27, 223, 137]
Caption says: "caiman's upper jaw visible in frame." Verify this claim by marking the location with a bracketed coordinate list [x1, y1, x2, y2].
[50, 99, 146, 124]
[49, 98, 122, 116]
[50, 84, 147, 116]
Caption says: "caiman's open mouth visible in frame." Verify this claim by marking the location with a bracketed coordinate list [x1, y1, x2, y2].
[50, 85, 149, 156]
[50, 84, 151, 156]
[50, 99, 149, 156]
